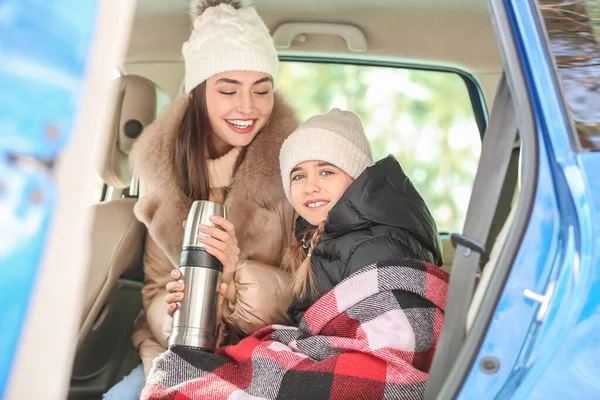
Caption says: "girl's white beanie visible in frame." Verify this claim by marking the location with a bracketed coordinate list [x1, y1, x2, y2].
[279, 109, 374, 202]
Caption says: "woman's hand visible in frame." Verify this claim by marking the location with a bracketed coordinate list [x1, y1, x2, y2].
[197, 216, 239, 283]
[166, 269, 230, 316]
[166, 217, 239, 316]
[181, 217, 240, 281]
[166, 269, 184, 316]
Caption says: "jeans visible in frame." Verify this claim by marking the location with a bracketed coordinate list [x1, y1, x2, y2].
[102, 363, 145, 400]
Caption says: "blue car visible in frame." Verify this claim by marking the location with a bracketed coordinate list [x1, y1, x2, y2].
[0, 0, 598, 399]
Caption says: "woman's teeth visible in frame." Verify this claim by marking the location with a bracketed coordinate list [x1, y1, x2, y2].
[307, 201, 328, 208]
[227, 119, 253, 128]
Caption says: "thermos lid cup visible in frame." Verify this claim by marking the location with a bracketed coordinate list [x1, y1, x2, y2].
[182, 200, 227, 249]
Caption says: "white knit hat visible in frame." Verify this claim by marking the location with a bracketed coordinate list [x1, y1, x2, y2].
[183, 0, 279, 93]
[279, 109, 374, 202]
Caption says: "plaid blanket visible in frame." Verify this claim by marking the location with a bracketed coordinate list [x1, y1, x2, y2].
[142, 259, 449, 400]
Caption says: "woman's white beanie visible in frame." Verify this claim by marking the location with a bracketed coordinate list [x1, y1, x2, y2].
[279, 109, 374, 202]
[183, 0, 279, 93]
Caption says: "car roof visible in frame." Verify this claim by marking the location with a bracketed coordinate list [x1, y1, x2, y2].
[127, 0, 501, 104]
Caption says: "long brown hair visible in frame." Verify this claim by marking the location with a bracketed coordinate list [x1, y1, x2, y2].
[282, 220, 327, 299]
[173, 82, 217, 200]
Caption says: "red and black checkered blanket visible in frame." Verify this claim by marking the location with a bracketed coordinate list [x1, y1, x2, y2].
[142, 259, 449, 400]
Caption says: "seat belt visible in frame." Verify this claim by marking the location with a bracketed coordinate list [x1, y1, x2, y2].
[425, 73, 518, 398]
[485, 142, 520, 253]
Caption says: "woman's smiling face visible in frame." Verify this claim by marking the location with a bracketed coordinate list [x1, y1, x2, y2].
[290, 160, 354, 226]
[205, 70, 275, 155]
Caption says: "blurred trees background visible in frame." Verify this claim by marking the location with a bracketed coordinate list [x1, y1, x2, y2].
[278, 62, 481, 233]
[537, 0, 600, 149]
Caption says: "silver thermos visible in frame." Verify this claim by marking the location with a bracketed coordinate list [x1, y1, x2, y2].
[168, 200, 227, 351]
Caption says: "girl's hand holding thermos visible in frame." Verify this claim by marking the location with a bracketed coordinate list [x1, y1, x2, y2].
[166, 270, 231, 316]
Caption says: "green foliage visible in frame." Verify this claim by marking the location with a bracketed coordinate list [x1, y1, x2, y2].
[278, 62, 482, 233]
[537, 0, 600, 148]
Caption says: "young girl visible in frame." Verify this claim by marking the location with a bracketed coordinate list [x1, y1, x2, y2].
[153, 109, 448, 400]
[278, 108, 443, 323]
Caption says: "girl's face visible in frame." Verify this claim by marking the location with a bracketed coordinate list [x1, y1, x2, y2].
[205, 71, 275, 156]
[290, 161, 354, 226]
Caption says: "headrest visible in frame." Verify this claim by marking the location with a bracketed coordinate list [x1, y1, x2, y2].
[97, 75, 158, 188]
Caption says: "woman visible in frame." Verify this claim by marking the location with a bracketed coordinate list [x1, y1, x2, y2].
[103, 0, 299, 398]
[151, 109, 447, 399]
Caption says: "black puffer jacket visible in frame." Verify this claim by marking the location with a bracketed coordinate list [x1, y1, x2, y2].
[288, 155, 443, 324]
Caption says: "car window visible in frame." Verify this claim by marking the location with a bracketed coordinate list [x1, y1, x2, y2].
[537, 0, 600, 150]
[278, 61, 483, 233]
[156, 85, 170, 116]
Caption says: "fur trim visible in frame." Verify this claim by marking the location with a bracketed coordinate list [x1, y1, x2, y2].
[129, 93, 298, 267]
[224, 94, 297, 258]
[190, 0, 242, 21]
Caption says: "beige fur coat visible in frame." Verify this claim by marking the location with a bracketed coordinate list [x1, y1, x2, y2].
[129, 93, 299, 376]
